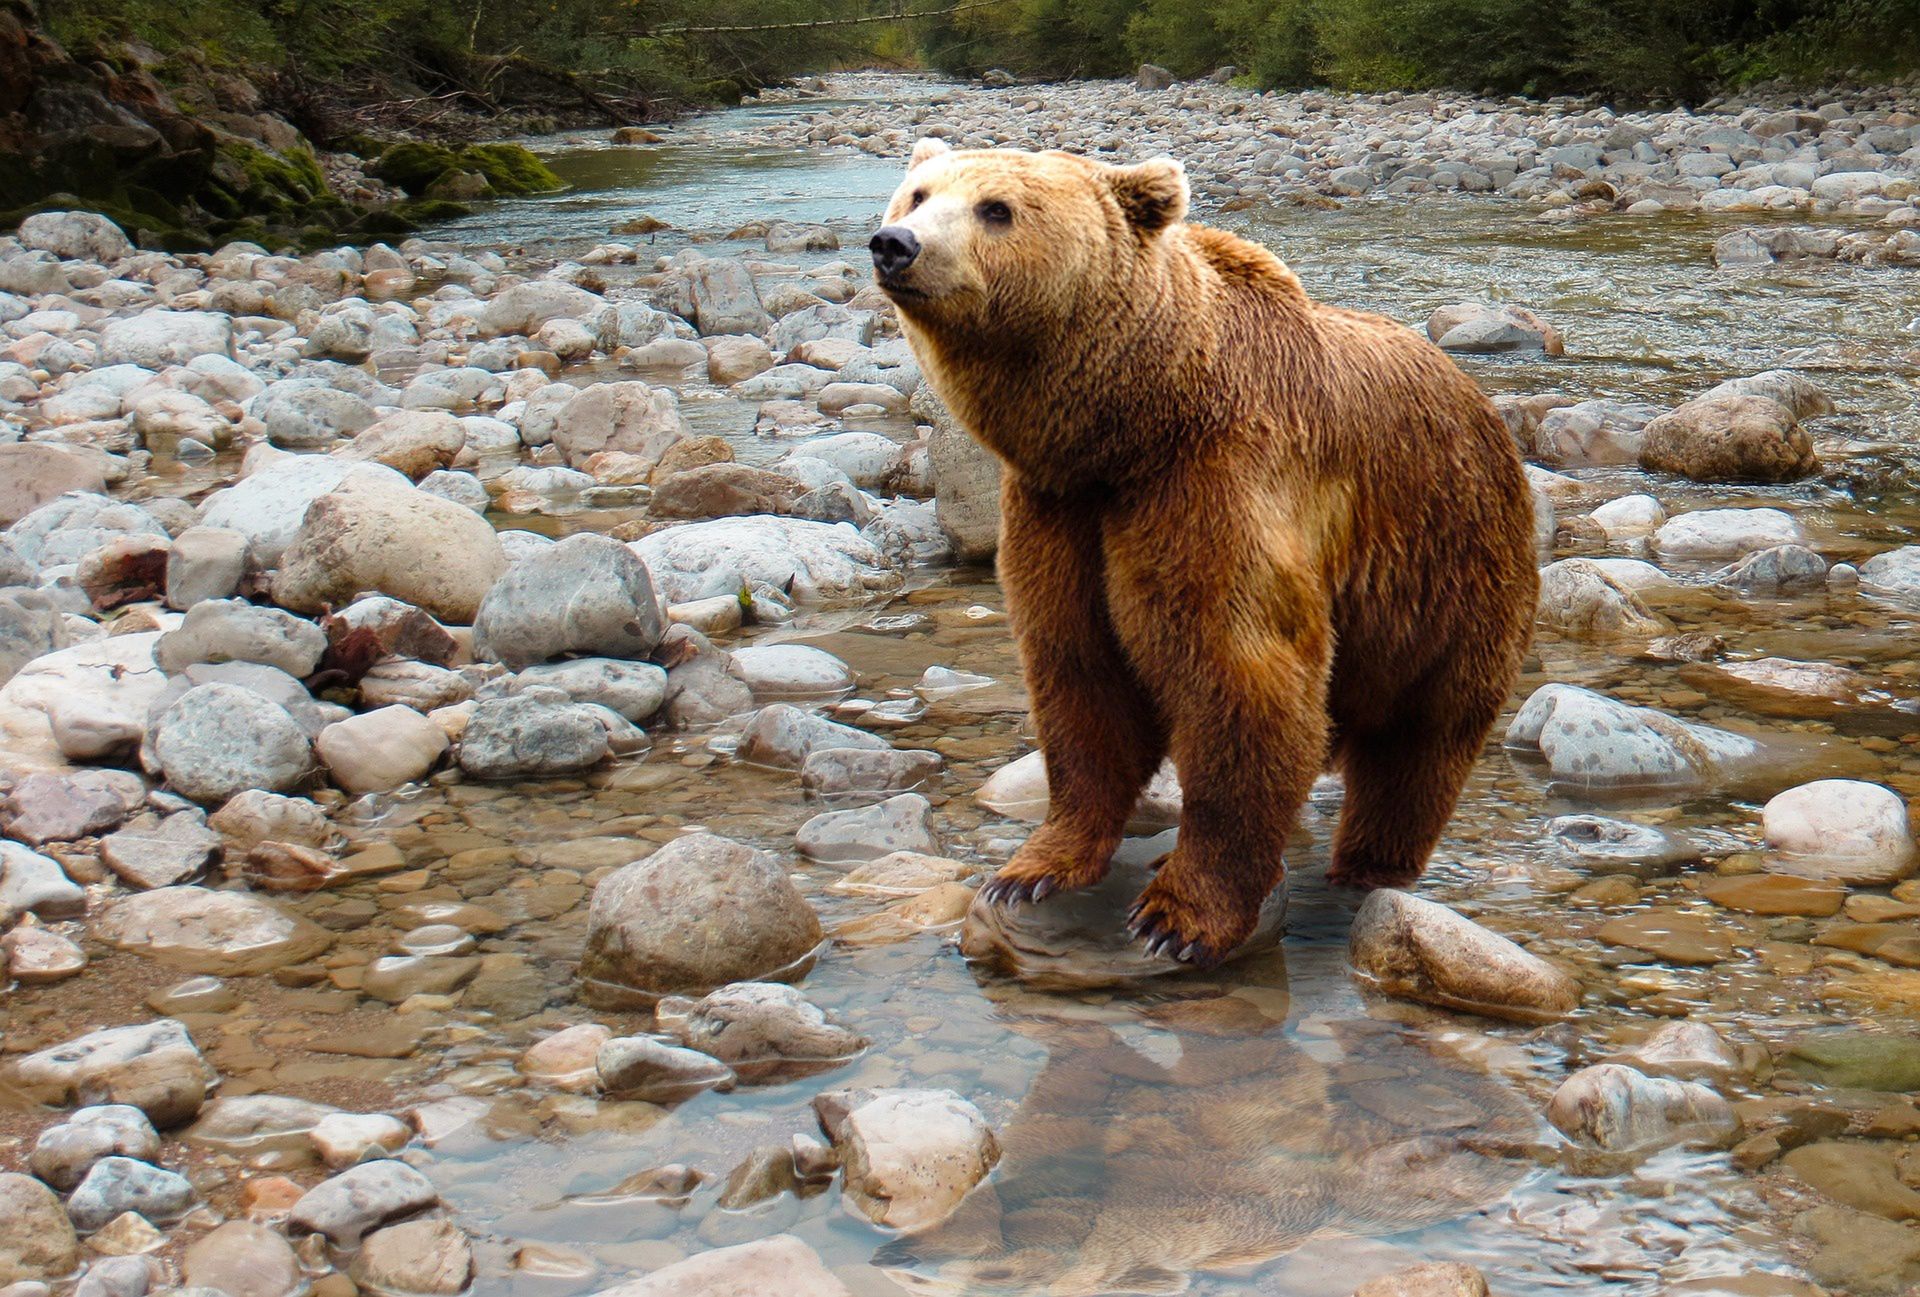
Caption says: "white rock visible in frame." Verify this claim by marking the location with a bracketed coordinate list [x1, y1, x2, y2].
[1588, 493, 1665, 540]
[1762, 780, 1917, 884]
[728, 644, 855, 699]
[1505, 683, 1757, 790]
[1654, 508, 1806, 560]
[198, 455, 410, 568]
[316, 706, 449, 794]
[631, 516, 901, 604]
[821, 1089, 1000, 1232]
[586, 1235, 853, 1297]
[99, 312, 233, 369]
[1546, 1063, 1738, 1154]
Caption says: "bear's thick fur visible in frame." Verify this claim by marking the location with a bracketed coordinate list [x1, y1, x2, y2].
[873, 139, 1539, 964]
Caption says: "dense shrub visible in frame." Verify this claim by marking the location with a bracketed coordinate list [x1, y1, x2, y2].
[918, 0, 1920, 101]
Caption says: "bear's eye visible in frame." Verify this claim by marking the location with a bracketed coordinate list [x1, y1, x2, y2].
[908, 188, 928, 211]
[977, 199, 1013, 226]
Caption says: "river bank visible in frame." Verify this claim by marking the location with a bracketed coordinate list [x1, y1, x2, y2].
[1, 69, 1920, 1297]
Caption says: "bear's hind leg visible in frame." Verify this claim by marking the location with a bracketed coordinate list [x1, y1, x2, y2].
[1326, 687, 1502, 891]
[981, 481, 1167, 908]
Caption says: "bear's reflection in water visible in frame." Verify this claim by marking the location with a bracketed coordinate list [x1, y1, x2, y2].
[881, 941, 1538, 1296]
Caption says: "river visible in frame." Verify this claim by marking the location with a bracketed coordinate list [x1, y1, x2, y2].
[17, 70, 1920, 1297]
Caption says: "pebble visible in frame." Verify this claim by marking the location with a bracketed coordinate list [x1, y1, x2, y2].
[579, 833, 823, 1006]
[657, 982, 867, 1084]
[350, 1219, 473, 1296]
[1763, 780, 1918, 885]
[287, 1159, 440, 1245]
[1348, 890, 1580, 1023]
[1546, 1063, 1739, 1154]
[817, 1088, 999, 1231]
[30, 1106, 160, 1192]
[65, 1157, 195, 1232]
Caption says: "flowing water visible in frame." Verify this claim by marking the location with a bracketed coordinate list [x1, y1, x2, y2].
[16, 73, 1920, 1296]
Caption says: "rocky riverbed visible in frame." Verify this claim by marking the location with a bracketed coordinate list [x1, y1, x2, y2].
[1, 69, 1920, 1297]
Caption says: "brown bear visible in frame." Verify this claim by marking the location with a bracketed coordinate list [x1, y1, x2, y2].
[870, 139, 1539, 966]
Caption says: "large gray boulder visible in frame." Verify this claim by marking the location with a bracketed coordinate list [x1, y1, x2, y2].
[100, 311, 233, 369]
[457, 690, 611, 779]
[151, 682, 313, 803]
[550, 381, 687, 469]
[271, 475, 507, 623]
[198, 455, 409, 567]
[913, 386, 1000, 562]
[472, 534, 665, 668]
[580, 833, 824, 1007]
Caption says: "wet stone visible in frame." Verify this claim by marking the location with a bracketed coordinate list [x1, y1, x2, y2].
[737, 702, 890, 768]
[799, 746, 943, 800]
[831, 850, 977, 897]
[1602, 1021, 1746, 1084]
[819, 1088, 1000, 1232]
[1702, 874, 1846, 916]
[183, 1095, 341, 1169]
[1597, 908, 1745, 965]
[795, 792, 939, 864]
[657, 982, 868, 1084]
[288, 1159, 440, 1245]
[963, 851, 1288, 991]
[99, 812, 219, 889]
[66, 1158, 195, 1232]
[86, 1212, 165, 1257]
[517, 1023, 612, 1092]
[3, 925, 85, 983]
[596, 1034, 737, 1103]
[350, 1219, 473, 1296]
[1783, 1141, 1920, 1221]
[30, 1106, 160, 1193]
[95, 886, 333, 976]
[1354, 1265, 1491, 1297]
[579, 833, 824, 1007]
[1786, 1032, 1920, 1091]
[362, 954, 480, 1002]
[9, 1019, 216, 1128]
[593, 1234, 853, 1297]
[1764, 780, 1917, 886]
[308, 1113, 412, 1168]
[1546, 1064, 1739, 1155]
[0, 1173, 79, 1283]
[3, 770, 145, 846]
[1348, 889, 1581, 1022]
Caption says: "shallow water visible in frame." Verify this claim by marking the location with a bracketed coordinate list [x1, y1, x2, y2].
[15, 73, 1920, 1297]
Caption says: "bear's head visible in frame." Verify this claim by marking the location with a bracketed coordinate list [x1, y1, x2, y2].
[869, 139, 1189, 344]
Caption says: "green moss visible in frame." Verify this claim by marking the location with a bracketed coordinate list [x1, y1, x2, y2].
[457, 143, 561, 194]
[367, 139, 560, 198]
[367, 140, 460, 193]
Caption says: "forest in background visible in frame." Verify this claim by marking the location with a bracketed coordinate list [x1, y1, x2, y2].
[30, 0, 1920, 128]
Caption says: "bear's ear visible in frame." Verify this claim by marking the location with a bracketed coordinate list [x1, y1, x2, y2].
[1108, 156, 1189, 234]
[910, 137, 952, 169]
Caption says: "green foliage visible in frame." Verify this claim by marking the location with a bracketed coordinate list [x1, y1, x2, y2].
[923, 0, 1920, 101]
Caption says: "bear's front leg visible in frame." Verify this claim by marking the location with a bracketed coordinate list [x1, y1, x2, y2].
[1106, 514, 1333, 965]
[979, 479, 1167, 907]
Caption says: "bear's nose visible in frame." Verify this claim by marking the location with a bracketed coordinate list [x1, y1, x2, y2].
[869, 225, 921, 279]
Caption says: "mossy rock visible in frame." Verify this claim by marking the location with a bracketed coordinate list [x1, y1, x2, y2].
[369, 140, 560, 198]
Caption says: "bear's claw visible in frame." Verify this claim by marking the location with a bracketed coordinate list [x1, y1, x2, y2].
[979, 873, 1059, 908]
[1126, 901, 1221, 967]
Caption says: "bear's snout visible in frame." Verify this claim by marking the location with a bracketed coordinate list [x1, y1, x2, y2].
[869, 225, 921, 280]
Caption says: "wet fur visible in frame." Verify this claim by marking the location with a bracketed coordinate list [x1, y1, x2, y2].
[880, 142, 1538, 961]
